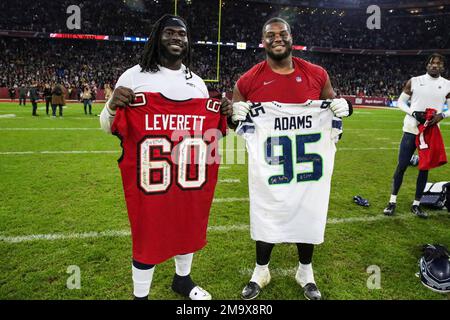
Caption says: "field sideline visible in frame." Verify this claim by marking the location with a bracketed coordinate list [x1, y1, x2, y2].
[1, 101, 449, 300]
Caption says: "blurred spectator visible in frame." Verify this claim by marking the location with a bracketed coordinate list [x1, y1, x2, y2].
[90, 82, 97, 102]
[29, 81, 39, 116]
[81, 85, 93, 115]
[18, 84, 27, 106]
[51, 82, 65, 117]
[8, 85, 15, 101]
[104, 83, 113, 101]
[43, 83, 52, 115]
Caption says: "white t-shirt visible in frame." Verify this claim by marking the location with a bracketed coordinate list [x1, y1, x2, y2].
[237, 101, 340, 244]
[100, 64, 208, 133]
[403, 74, 450, 135]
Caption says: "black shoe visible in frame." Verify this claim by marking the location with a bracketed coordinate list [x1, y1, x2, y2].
[303, 283, 322, 300]
[241, 281, 261, 300]
[171, 274, 195, 297]
[411, 205, 428, 219]
[383, 202, 396, 216]
[133, 295, 148, 300]
[171, 274, 211, 300]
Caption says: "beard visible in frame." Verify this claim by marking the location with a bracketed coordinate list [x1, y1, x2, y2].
[427, 67, 441, 77]
[160, 43, 187, 63]
[266, 44, 292, 61]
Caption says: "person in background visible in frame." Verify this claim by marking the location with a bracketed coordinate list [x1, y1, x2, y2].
[51, 81, 66, 118]
[29, 81, 39, 116]
[104, 83, 113, 101]
[18, 84, 27, 106]
[383, 53, 450, 219]
[43, 83, 52, 116]
[8, 85, 16, 102]
[81, 85, 93, 115]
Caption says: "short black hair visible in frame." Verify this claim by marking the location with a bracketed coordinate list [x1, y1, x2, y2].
[140, 14, 192, 74]
[425, 53, 446, 67]
[262, 17, 291, 36]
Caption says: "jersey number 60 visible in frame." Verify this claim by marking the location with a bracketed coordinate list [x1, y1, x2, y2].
[138, 136, 208, 193]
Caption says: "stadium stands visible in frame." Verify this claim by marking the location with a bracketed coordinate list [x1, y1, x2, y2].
[0, 0, 448, 99]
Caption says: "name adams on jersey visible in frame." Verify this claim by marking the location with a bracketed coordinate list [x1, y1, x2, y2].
[274, 115, 312, 130]
[250, 101, 331, 131]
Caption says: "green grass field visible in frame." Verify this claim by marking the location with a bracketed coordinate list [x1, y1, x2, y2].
[0, 101, 449, 300]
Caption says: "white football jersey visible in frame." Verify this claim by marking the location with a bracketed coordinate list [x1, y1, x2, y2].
[237, 101, 341, 244]
[112, 64, 208, 99]
[403, 74, 450, 135]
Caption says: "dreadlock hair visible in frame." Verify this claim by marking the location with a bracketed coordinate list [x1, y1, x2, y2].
[140, 14, 193, 78]
[425, 53, 446, 68]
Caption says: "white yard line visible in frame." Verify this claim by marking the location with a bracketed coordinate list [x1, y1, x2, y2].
[218, 179, 241, 183]
[2, 147, 449, 155]
[1, 211, 448, 244]
[239, 267, 298, 277]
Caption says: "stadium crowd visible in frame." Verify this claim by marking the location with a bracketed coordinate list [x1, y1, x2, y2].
[1, 0, 448, 49]
[0, 0, 448, 99]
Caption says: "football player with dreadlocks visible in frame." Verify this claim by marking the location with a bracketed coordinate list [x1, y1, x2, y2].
[99, 14, 230, 300]
[383, 53, 450, 219]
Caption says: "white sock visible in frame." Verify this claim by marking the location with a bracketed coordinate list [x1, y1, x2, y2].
[390, 195, 397, 203]
[250, 263, 269, 284]
[175, 253, 194, 276]
[413, 200, 420, 206]
[132, 265, 155, 298]
[297, 263, 315, 287]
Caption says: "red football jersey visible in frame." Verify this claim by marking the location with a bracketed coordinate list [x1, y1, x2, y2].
[416, 108, 447, 170]
[237, 56, 328, 102]
[111, 92, 227, 265]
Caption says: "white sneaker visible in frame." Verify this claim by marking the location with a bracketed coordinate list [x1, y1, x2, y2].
[250, 265, 271, 288]
[295, 264, 322, 300]
[295, 263, 315, 288]
[189, 286, 212, 300]
[241, 266, 271, 300]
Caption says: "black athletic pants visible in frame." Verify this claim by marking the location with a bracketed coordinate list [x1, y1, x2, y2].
[45, 97, 52, 114]
[391, 132, 428, 201]
[31, 99, 38, 115]
[255, 241, 314, 265]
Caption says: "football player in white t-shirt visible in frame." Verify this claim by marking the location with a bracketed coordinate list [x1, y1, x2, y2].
[383, 54, 450, 218]
[99, 14, 231, 301]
